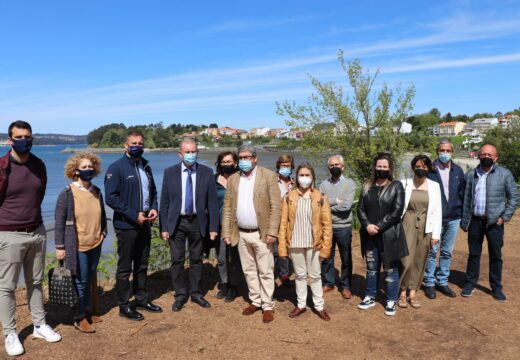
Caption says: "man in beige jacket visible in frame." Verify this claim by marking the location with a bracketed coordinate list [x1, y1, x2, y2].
[222, 144, 281, 323]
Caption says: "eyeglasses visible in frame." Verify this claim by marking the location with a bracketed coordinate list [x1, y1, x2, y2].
[239, 155, 254, 161]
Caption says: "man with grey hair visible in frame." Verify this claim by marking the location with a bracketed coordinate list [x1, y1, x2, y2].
[319, 154, 356, 299]
[424, 138, 465, 299]
[160, 139, 219, 312]
[222, 144, 281, 323]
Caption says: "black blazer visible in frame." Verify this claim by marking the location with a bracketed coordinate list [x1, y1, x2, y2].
[357, 180, 408, 263]
[159, 162, 219, 236]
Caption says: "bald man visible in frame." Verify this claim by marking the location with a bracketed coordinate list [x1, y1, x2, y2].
[460, 144, 519, 302]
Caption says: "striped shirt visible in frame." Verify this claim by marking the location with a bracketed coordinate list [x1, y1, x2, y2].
[290, 197, 313, 248]
[473, 166, 491, 216]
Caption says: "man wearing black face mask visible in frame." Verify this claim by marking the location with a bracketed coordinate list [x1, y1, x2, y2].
[319, 155, 356, 299]
[0, 121, 62, 356]
[460, 144, 519, 302]
[105, 130, 162, 321]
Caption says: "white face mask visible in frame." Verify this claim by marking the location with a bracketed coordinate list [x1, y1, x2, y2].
[298, 176, 312, 188]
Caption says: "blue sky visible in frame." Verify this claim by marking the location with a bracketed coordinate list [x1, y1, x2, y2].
[1, 0, 519, 135]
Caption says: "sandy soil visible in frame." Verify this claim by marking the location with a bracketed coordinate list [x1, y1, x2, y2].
[5, 216, 520, 360]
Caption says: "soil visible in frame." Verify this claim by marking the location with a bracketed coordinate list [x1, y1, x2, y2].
[5, 216, 520, 360]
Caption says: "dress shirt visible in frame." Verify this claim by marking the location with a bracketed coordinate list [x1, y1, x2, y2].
[181, 162, 197, 215]
[236, 166, 258, 229]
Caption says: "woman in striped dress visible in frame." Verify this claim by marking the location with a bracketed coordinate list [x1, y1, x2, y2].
[278, 163, 333, 320]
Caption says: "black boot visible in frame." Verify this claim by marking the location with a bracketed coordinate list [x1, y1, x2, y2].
[224, 286, 237, 303]
[215, 283, 229, 299]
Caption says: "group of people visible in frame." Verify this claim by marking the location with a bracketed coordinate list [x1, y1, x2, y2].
[1, 120, 519, 357]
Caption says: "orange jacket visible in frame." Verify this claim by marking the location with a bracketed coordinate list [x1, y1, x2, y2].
[278, 187, 333, 258]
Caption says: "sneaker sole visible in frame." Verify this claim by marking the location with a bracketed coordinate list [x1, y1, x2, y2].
[461, 289, 475, 297]
[385, 310, 396, 316]
[32, 333, 62, 343]
[357, 303, 376, 310]
[6, 348, 25, 357]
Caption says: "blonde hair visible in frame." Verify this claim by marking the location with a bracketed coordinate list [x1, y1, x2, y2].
[64, 152, 102, 180]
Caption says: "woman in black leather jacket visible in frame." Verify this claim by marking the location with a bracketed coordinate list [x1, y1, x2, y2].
[357, 153, 408, 316]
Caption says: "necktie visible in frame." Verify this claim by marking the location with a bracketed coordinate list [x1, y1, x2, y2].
[184, 168, 193, 215]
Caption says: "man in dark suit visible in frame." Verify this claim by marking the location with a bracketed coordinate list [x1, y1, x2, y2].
[160, 139, 219, 311]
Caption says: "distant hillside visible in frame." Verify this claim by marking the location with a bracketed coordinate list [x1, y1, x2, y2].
[0, 133, 87, 145]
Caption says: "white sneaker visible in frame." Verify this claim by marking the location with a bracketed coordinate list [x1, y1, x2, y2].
[357, 296, 376, 310]
[32, 324, 62, 343]
[385, 301, 397, 316]
[5, 333, 24, 356]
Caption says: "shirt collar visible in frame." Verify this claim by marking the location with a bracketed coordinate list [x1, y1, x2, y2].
[330, 175, 345, 183]
[240, 166, 257, 178]
[476, 164, 495, 176]
[182, 162, 197, 172]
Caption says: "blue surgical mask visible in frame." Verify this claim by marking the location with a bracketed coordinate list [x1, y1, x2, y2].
[183, 153, 197, 165]
[11, 138, 33, 155]
[128, 145, 144, 158]
[438, 153, 452, 163]
[78, 169, 94, 182]
[298, 176, 313, 188]
[279, 167, 292, 178]
[239, 160, 253, 173]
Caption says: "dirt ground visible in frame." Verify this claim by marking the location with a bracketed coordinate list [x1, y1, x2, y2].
[5, 216, 520, 360]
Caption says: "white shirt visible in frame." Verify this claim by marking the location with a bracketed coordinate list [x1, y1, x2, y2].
[437, 162, 450, 201]
[236, 167, 258, 229]
[181, 162, 197, 215]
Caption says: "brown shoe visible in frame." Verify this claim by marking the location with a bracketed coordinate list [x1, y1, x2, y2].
[317, 309, 331, 321]
[341, 288, 352, 299]
[74, 318, 95, 333]
[288, 307, 307, 318]
[87, 314, 103, 324]
[323, 286, 334, 293]
[242, 304, 261, 316]
[262, 310, 274, 323]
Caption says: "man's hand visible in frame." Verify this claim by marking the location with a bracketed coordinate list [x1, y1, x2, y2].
[223, 237, 231, 245]
[56, 249, 65, 260]
[266, 235, 276, 245]
[209, 232, 218, 241]
[497, 217, 504, 226]
[136, 212, 147, 225]
[161, 232, 170, 241]
[366, 224, 380, 236]
[147, 209, 158, 222]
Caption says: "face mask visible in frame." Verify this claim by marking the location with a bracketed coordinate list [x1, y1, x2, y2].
[438, 153, 452, 163]
[414, 168, 428, 178]
[78, 169, 94, 182]
[375, 170, 390, 179]
[298, 176, 313, 189]
[183, 153, 197, 165]
[480, 157, 494, 168]
[329, 167, 342, 178]
[11, 138, 33, 155]
[221, 164, 236, 174]
[239, 160, 253, 173]
[279, 167, 292, 178]
[128, 145, 144, 158]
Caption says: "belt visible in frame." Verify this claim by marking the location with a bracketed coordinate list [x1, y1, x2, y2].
[0, 224, 41, 233]
[180, 214, 197, 221]
[472, 215, 488, 221]
[238, 227, 259, 233]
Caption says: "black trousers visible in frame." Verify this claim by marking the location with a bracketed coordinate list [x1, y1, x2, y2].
[115, 225, 151, 307]
[169, 216, 204, 299]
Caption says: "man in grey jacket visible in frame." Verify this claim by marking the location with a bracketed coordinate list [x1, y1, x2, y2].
[460, 144, 519, 302]
[319, 155, 356, 299]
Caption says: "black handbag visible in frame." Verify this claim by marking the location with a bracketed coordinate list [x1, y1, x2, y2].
[48, 261, 78, 307]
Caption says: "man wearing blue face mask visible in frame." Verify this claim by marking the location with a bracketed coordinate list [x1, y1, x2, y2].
[0, 121, 62, 357]
[423, 138, 465, 299]
[105, 130, 161, 321]
[160, 139, 219, 312]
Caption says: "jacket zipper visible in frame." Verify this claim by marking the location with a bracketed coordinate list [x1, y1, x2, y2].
[135, 161, 143, 212]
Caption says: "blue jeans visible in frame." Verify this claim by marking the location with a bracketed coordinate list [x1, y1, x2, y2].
[364, 244, 399, 302]
[74, 245, 102, 319]
[465, 217, 504, 292]
[423, 219, 460, 286]
[321, 227, 352, 290]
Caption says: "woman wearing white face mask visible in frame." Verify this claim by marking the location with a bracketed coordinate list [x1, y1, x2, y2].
[278, 163, 333, 320]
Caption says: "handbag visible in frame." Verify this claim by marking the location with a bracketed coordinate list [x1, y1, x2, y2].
[48, 261, 78, 307]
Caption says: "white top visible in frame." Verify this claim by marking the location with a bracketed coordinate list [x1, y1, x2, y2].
[181, 162, 197, 215]
[291, 197, 313, 248]
[437, 162, 450, 201]
[236, 167, 258, 229]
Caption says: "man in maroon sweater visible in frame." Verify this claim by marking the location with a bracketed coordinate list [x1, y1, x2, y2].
[0, 121, 61, 357]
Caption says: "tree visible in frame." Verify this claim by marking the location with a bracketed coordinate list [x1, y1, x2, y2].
[429, 108, 441, 119]
[209, 123, 218, 128]
[443, 112, 453, 122]
[277, 51, 415, 180]
[484, 116, 520, 182]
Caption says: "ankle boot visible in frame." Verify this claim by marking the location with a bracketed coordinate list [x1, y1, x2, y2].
[74, 318, 95, 333]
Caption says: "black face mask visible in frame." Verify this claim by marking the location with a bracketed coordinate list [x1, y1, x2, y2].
[128, 145, 144, 158]
[221, 165, 236, 174]
[414, 168, 428, 178]
[78, 169, 94, 182]
[375, 170, 390, 179]
[11, 138, 33, 155]
[480, 157, 494, 168]
[329, 167, 342, 178]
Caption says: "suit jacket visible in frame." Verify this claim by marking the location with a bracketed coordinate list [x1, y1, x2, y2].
[401, 178, 442, 240]
[221, 166, 281, 246]
[159, 162, 219, 236]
